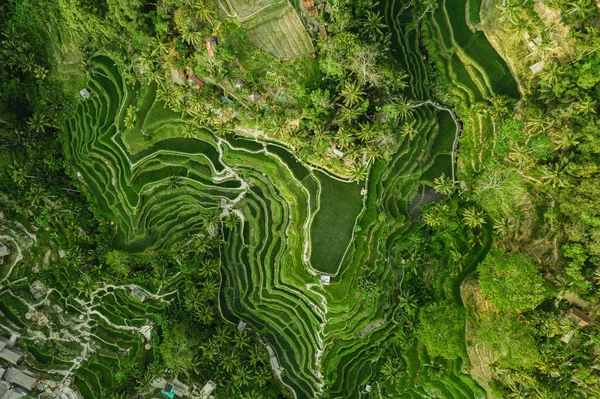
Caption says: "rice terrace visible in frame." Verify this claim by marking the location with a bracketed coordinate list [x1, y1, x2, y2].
[1, 0, 599, 398]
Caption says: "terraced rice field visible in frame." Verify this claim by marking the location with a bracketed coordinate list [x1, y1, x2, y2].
[225, 0, 314, 59]
[63, 0, 514, 394]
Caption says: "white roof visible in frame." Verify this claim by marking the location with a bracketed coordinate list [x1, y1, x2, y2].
[320, 275, 331, 285]
[79, 89, 90, 98]
[237, 320, 247, 331]
[0, 349, 21, 365]
[333, 148, 344, 157]
[529, 61, 545, 75]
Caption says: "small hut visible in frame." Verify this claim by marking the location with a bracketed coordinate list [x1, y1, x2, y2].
[248, 91, 262, 103]
[569, 308, 590, 327]
[79, 89, 91, 100]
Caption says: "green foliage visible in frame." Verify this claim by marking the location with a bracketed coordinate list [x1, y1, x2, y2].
[417, 302, 466, 360]
[477, 249, 552, 313]
[475, 311, 540, 370]
[159, 321, 199, 374]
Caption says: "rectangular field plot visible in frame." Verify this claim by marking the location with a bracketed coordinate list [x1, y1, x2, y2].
[309, 171, 364, 275]
[229, 0, 272, 18]
[243, 3, 314, 59]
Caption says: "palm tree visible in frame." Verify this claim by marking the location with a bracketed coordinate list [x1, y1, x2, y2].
[362, 10, 387, 40]
[463, 207, 486, 228]
[192, 0, 216, 24]
[350, 163, 369, 182]
[573, 96, 597, 116]
[497, 0, 522, 25]
[200, 339, 219, 364]
[397, 292, 419, 317]
[26, 112, 52, 134]
[249, 344, 268, 367]
[493, 217, 513, 237]
[233, 365, 252, 388]
[223, 213, 239, 230]
[338, 105, 362, 125]
[196, 302, 214, 325]
[433, 174, 454, 195]
[201, 278, 219, 300]
[390, 97, 414, 122]
[234, 330, 250, 351]
[252, 367, 272, 387]
[336, 128, 355, 150]
[202, 212, 220, 232]
[199, 258, 221, 278]
[339, 81, 366, 107]
[181, 28, 204, 49]
[540, 163, 567, 188]
[220, 352, 240, 373]
[215, 324, 232, 346]
[401, 119, 418, 140]
[356, 122, 379, 142]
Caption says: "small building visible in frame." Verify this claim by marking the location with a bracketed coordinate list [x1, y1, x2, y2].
[200, 380, 216, 399]
[220, 198, 227, 208]
[30, 312, 49, 327]
[570, 308, 590, 327]
[307, 8, 319, 17]
[365, 384, 373, 392]
[320, 275, 331, 285]
[3, 369, 36, 391]
[0, 369, 5, 379]
[0, 244, 8, 258]
[0, 342, 22, 365]
[170, 69, 187, 85]
[161, 383, 175, 399]
[561, 330, 575, 344]
[2, 389, 25, 399]
[237, 320, 247, 331]
[131, 287, 149, 302]
[248, 91, 261, 103]
[175, 69, 186, 79]
[79, 89, 91, 100]
[188, 75, 204, 90]
[234, 80, 246, 91]
[333, 148, 344, 157]
[529, 60, 545, 75]
[221, 96, 233, 105]
[361, 188, 367, 196]
[140, 325, 152, 341]
[206, 38, 217, 57]
[269, 356, 282, 378]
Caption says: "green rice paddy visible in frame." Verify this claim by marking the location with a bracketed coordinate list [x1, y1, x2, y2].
[63, 0, 517, 396]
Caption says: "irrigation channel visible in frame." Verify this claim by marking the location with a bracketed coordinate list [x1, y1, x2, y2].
[64, 0, 519, 395]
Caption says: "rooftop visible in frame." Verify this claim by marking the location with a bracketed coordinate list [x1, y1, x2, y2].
[3, 368, 36, 391]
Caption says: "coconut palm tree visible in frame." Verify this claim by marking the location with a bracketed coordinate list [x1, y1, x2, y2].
[463, 207, 486, 228]
[233, 365, 252, 388]
[196, 302, 214, 325]
[181, 28, 204, 48]
[199, 258, 221, 278]
[540, 162, 567, 188]
[493, 217, 514, 237]
[336, 127, 355, 150]
[397, 291, 419, 316]
[201, 278, 219, 300]
[433, 174, 455, 195]
[340, 81, 366, 108]
[390, 97, 414, 122]
[356, 122, 379, 142]
[249, 344, 268, 367]
[26, 112, 53, 134]
[220, 352, 240, 373]
[401, 119, 418, 140]
[498, 0, 522, 25]
[223, 213, 239, 230]
[362, 10, 387, 40]
[192, 0, 216, 24]
[350, 163, 369, 182]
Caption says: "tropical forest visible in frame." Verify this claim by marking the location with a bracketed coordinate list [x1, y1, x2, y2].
[0, 0, 599, 398]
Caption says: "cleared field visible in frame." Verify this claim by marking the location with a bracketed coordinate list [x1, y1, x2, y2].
[239, 3, 314, 59]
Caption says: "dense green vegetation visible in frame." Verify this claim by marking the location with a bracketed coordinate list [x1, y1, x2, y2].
[1, 0, 600, 398]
